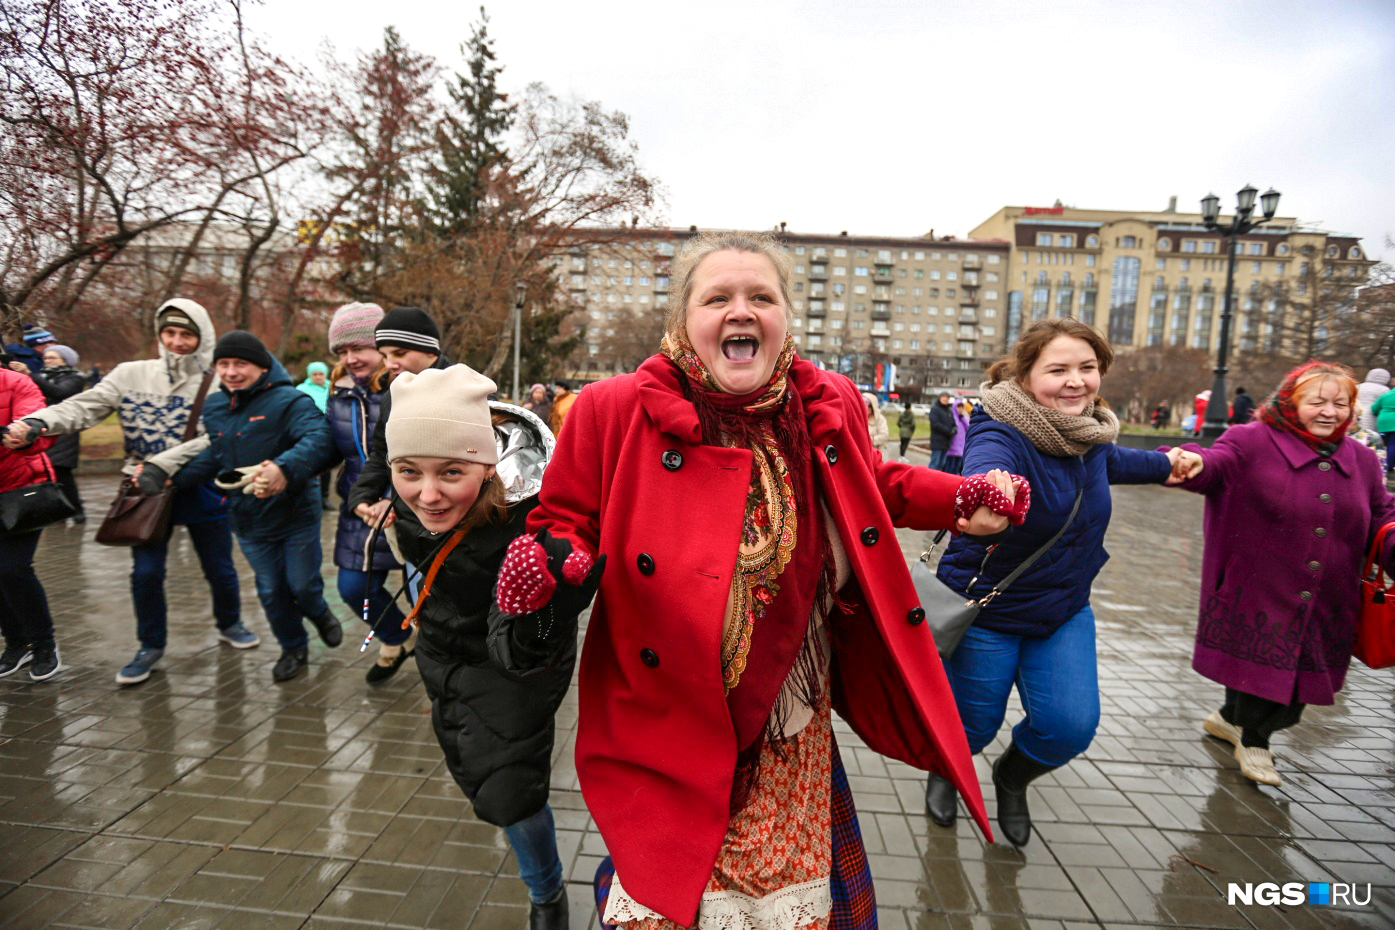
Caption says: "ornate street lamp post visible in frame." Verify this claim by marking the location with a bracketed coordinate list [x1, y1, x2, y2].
[513, 281, 526, 403]
[1199, 185, 1281, 439]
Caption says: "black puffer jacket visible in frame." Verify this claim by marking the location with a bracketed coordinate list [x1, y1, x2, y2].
[30, 367, 85, 469]
[391, 403, 576, 828]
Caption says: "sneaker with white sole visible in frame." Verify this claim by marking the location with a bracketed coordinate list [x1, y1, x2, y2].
[29, 642, 61, 682]
[116, 647, 164, 685]
[217, 623, 261, 649]
[0, 645, 32, 678]
[1235, 745, 1281, 787]
[1202, 709, 1243, 748]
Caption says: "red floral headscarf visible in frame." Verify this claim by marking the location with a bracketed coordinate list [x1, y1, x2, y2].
[1259, 360, 1357, 452]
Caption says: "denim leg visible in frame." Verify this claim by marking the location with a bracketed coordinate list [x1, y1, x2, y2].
[1384, 433, 1395, 469]
[236, 535, 308, 651]
[1011, 605, 1100, 766]
[130, 524, 176, 650]
[281, 522, 330, 621]
[0, 531, 53, 646]
[502, 804, 564, 903]
[929, 450, 948, 471]
[184, 519, 240, 630]
[337, 568, 407, 646]
[943, 624, 1022, 755]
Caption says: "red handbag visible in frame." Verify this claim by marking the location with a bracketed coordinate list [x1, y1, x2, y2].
[1354, 521, 1395, 669]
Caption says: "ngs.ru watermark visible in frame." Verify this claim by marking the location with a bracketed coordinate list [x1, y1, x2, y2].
[1227, 882, 1372, 907]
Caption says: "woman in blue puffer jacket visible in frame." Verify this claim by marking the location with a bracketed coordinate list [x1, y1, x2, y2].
[324, 303, 410, 684]
[924, 319, 1194, 847]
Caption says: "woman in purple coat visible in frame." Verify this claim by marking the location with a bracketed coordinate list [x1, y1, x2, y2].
[943, 400, 971, 475]
[1175, 362, 1395, 787]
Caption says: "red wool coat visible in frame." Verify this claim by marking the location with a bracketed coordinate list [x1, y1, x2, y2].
[528, 357, 990, 925]
[1, 369, 55, 493]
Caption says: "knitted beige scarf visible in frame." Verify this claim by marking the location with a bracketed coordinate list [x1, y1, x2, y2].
[979, 378, 1120, 457]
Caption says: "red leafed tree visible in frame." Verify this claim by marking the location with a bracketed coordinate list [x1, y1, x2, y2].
[0, 0, 328, 358]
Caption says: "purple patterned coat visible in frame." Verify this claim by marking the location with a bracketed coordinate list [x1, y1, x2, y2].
[1178, 422, 1395, 704]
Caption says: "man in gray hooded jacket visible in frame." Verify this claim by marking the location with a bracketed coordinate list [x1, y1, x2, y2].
[4, 300, 250, 685]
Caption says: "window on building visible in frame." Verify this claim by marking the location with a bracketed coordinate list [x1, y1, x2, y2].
[985, 290, 998, 300]
[1031, 286, 1049, 321]
[1277, 243, 1290, 256]
[1202, 241, 1217, 254]
[834, 248, 847, 257]
[833, 266, 847, 276]
[1085, 254, 1096, 267]
[1036, 233, 1054, 247]
[1247, 243, 1262, 255]
[1180, 259, 1190, 272]
[1059, 235, 1076, 248]
[854, 266, 869, 276]
[1107, 256, 1139, 344]
[1182, 241, 1197, 253]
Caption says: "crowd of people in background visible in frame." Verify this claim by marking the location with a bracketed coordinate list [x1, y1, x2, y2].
[2, 229, 1393, 930]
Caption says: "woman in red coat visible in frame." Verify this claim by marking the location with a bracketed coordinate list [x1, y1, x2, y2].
[0, 366, 61, 680]
[525, 232, 1025, 930]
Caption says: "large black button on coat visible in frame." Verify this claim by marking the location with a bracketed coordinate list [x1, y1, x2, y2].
[907, 607, 926, 626]
[640, 648, 660, 668]
[861, 527, 879, 546]
[824, 445, 838, 465]
[661, 450, 683, 471]
[637, 553, 655, 575]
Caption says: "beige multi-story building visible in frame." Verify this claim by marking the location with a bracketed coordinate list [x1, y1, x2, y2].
[562, 227, 1010, 398]
[969, 201, 1374, 355]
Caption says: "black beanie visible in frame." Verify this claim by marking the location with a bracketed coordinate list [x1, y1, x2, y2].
[375, 306, 441, 354]
[156, 305, 199, 336]
[213, 331, 274, 370]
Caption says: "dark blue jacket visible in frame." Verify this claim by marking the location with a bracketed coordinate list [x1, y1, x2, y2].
[937, 408, 1171, 636]
[4, 343, 43, 374]
[175, 359, 334, 540]
[327, 375, 399, 572]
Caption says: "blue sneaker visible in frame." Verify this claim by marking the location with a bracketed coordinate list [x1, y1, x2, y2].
[116, 647, 164, 685]
[217, 623, 261, 649]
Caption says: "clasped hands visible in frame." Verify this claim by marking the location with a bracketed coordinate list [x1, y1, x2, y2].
[1163, 447, 1204, 485]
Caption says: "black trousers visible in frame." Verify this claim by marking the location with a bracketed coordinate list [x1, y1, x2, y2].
[54, 466, 83, 517]
[1220, 687, 1305, 749]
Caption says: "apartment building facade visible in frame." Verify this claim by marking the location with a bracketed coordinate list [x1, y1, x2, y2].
[969, 203, 1374, 356]
[563, 227, 1010, 398]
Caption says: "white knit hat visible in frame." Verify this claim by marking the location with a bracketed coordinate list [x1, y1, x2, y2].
[386, 365, 498, 465]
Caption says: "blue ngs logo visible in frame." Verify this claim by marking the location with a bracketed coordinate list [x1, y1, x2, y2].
[1227, 882, 1372, 907]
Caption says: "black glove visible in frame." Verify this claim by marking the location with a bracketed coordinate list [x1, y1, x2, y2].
[136, 463, 169, 496]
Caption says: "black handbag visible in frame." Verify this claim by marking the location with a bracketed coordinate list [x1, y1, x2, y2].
[910, 487, 1083, 658]
[0, 458, 78, 535]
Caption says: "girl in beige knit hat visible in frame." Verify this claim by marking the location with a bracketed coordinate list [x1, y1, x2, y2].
[383, 364, 602, 930]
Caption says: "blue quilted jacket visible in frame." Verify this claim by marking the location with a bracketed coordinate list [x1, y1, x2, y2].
[327, 375, 399, 572]
[937, 407, 1171, 637]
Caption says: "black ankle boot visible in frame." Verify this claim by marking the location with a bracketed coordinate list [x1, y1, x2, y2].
[529, 887, 568, 930]
[925, 773, 958, 827]
[992, 742, 1060, 847]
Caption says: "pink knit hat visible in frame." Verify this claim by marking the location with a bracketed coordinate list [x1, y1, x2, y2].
[328, 302, 385, 353]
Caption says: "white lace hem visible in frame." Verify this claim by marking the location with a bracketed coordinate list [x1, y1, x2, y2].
[603, 874, 832, 930]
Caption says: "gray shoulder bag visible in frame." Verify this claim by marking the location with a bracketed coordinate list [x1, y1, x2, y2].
[909, 487, 1083, 659]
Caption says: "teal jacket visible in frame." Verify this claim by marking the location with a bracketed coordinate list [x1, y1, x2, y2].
[1372, 388, 1395, 433]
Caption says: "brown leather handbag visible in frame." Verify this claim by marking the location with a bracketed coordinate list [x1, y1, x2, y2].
[95, 372, 214, 547]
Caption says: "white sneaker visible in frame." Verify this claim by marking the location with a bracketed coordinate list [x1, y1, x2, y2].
[1202, 710, 1242, 748]
[1235, 745, 1281, 787]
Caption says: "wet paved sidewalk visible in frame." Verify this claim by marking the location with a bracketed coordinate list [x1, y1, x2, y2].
[1, 469, 1392, 929]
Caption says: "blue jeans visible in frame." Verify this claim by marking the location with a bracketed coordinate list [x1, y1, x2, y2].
[929, 450, 949, 472]
[236, 521, 330, 652]
[1384, 433, 1395, 470]
[0, 530, 53, 646]
[337, 568, 407, 646]
[943, 605, 1100, 767]
[132, 518, 240, 650]
[503, 804, 563, 903]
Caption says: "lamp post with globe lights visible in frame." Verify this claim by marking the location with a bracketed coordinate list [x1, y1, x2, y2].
[1198, 184, 1281, 439]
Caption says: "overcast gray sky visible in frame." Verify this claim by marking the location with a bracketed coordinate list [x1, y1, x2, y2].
[249, 0, 1395, 261]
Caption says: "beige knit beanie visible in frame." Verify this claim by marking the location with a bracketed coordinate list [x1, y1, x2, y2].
[386, 365, 498, 465]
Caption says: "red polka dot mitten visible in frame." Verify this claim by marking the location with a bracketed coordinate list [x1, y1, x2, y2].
[954, 473, 1031, 527]
[497, 535, 557, 615]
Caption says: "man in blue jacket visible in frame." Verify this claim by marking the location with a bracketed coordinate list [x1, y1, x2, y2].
[172, 332, 341, 681]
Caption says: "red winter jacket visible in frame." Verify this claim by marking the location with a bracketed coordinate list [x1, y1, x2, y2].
[1, 368, 54, 493]
[528, 356, 989, 925]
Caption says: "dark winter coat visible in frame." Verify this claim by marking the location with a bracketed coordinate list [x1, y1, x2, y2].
[391, 408, 574, 829]
[29, 367, 85, 469]
[346, 354, 452, 511]
[1177, 422, 1395, 704]
[327, 375, 399, 572]
[897, 406, 915, 436]
[929, 400, 957, 451]
[1229, 391, 1257, 425]
[175, 359, 334, 540]
[938, 408, 1173, 637]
